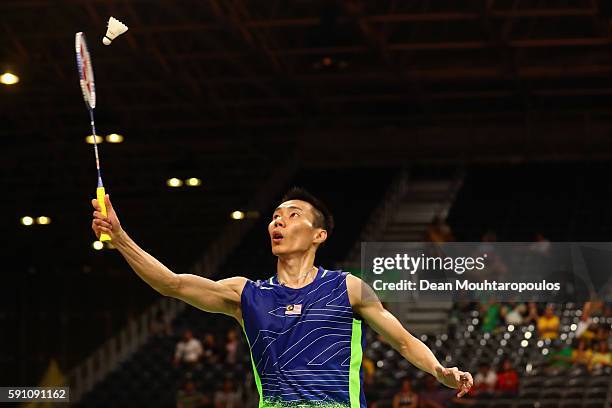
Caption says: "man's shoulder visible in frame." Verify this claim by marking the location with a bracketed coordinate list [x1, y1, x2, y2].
[314, 267, 360, 285]
[241, 276, 272, 290]
[217, 276, 249, 295]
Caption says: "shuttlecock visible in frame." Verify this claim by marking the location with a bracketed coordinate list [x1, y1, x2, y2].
[103, 17, 128, 45]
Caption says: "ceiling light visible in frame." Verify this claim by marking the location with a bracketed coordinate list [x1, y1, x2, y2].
[0, 72, 19, 85]
[166, 178, 183, 187]
[231, 211, 245, 220]
[85, 135, 103, 144]
[36, 216, 51, 225]
[21, 216, 34, 226]
[185, 177, 201, 187]
[106, 133, 124, 143]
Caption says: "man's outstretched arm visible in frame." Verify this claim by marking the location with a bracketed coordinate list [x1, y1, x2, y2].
[91, 195, 247, 321]
[346, 274, 473, 397]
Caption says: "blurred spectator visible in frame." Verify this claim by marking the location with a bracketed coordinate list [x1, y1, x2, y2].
[471, 363, 496, 397]
[392, 379, 418, 408]
[523, 302, 539, 325]
[425, 216, 454, 243]
[364, 381, 381, 407]
[589, 301, 605, 316]
[361, 354, 380, 403]
[225, 329, 239, 365]
[501, 302, 525, 326]
[495, 359, 519, 396]
[419, 376, 454, 408]
[604, 304, 612, 318]
[479, 230, 497, 249]
[589, 341, 611, 372]
[174, 330, 203, 368]
[572, 339, 593, 368]
[126, 309, 140, 340]
[176, 380, 209, 408]
[528, 233, 551, 255]
[595, 325, 610, 342]
[202, 333, 221, 364]
[480, 299, 500, 333]
[582, 301, 592, 317]
[546, 344, 574, 373]
[362, 355, 375, 385]
[150, 310, 172, 338]
[477, 231, 508, 278]
[575, 308, 594, 339]
[537, 305, 560, 340]
[214, 379, 241, 408]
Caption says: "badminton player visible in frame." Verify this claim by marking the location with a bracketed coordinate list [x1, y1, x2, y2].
[91, 188, 473, 407]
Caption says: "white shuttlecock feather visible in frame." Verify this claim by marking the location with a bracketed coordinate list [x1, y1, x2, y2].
[103, 17, 128, 45]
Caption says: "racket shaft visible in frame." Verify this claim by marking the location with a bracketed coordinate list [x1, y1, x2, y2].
[97, 186, 111, 242]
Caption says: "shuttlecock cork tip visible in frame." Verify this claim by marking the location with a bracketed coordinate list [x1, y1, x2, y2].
[103, 16, 128, 45]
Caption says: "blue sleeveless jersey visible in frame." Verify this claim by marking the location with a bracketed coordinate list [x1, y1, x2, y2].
[241, 267, 367, 408]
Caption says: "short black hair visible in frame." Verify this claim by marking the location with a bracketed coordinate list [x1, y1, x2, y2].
[280, 187, 334, 237]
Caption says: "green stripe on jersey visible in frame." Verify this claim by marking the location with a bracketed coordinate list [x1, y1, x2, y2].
[348, 318, 363, 408]
[243, 325, 264, 408]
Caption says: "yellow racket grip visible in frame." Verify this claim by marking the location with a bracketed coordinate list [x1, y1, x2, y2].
[96, 186, 111, 242]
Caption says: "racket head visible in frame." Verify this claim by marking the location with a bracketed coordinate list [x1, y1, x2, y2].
[75, 32, 96, 109]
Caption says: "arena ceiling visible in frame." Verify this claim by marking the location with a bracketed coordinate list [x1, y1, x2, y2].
[3, 0, 612, 270]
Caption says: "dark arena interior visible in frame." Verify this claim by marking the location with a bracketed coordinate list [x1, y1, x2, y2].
[1, 1, 611, 407]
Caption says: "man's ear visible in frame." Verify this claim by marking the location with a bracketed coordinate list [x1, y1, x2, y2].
[313, 229, 328, 245]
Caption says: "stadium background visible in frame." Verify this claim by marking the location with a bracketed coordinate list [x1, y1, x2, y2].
[1, 0, 611, 407]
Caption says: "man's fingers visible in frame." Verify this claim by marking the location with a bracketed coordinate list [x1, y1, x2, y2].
[92, 198, 100, 211]
[464, 372, 473, 386]
[94, 219, 113, 229]
[104, 194, 113, 212]
[456, 382, 467, 397]
[91, 220, 101, 238]
[93, 211, 108, 220]
[456, 372, 473, 397]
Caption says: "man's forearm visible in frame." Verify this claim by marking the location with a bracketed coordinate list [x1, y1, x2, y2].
[397, 333, 440, 377]
[112, 230, 179, 295]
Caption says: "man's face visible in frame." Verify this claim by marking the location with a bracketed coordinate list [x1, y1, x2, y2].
[268, 199, 325, 256]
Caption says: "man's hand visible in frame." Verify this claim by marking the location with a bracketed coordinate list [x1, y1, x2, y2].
[91, 194, 124, 242]
[434, 365, 473, 397]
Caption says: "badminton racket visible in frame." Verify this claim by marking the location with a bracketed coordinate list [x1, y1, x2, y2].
[75, 32, 110, 242]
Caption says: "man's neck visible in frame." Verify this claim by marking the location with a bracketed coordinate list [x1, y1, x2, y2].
[276, 253, 317, 288]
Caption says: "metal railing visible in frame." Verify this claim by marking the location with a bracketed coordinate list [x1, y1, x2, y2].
[68, 297, 185, 401]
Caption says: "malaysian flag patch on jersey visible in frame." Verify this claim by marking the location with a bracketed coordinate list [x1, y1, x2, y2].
[285, 304, 302, 315]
